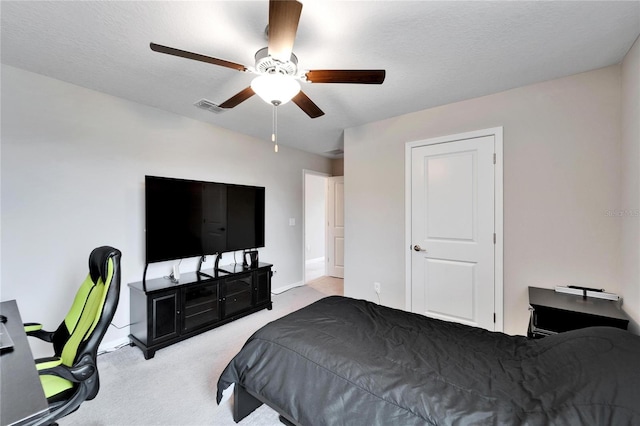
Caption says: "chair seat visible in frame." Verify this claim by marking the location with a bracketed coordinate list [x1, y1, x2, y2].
[40, 374, 74, 401]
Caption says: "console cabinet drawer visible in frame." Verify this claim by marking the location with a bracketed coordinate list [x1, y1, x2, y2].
[225, 291, 253, 317]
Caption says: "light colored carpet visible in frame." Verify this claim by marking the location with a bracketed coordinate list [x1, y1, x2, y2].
[58, 282, 342, 426]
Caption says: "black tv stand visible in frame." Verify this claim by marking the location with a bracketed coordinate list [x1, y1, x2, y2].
[197, 271, 214, 279]
[128, 262, 273, 359]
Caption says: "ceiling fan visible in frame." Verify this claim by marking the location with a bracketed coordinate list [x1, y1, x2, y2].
[150, 0, 386, 120]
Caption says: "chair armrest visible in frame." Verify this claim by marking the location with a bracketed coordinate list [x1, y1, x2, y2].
[37, 354, 96, 384]
[24, 323, 55, 342]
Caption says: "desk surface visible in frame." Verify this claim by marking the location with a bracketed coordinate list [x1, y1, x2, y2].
[0, 300, 49, 426]
[528, 287, 630, 321]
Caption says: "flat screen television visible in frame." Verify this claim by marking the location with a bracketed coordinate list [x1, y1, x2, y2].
[145, 175, 265, 263]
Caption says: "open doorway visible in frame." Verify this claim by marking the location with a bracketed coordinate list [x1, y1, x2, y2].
[304, 171, 328, 283]
[304, 170, 345, 296]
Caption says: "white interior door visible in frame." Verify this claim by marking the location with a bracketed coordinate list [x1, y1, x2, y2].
[327, 176, 344, 278]
[410, 135, 497, 330]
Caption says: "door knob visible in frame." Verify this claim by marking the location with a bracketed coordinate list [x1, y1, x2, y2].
[413, 245, 426, 252]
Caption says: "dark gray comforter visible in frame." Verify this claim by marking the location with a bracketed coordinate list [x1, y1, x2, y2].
[217, 296, 640, 425]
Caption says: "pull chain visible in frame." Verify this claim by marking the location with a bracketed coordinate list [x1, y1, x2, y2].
[272, 104, 279, 153]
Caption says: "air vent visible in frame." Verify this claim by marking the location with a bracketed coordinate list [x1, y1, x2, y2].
[325, 149, 344, 157]
[194, 99, 225, 113]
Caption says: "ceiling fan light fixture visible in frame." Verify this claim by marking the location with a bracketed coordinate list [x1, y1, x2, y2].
[251, 73, 301, 106]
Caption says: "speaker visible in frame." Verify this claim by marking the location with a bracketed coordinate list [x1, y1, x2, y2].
[244, 250, 259, 268]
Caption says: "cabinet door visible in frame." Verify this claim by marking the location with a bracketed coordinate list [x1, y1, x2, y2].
[150, 291, 179, 343]
[182, 281, 220, 333]
[224, 273, 253, 317]
[255, 269, 271, 305]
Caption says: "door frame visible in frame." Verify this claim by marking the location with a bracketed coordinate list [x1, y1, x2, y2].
[404, 127, 504, 331]
[303, 169, 330, 284]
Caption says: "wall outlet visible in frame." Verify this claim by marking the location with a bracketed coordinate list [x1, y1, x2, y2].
[374, 282, 381, 294]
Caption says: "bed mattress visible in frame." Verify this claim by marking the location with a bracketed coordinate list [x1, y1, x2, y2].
[218, 296, 640, 425]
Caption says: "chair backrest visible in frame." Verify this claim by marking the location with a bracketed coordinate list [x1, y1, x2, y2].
[51, 246, 122, 365]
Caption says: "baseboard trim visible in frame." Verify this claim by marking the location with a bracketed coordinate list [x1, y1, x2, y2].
[99, 336, 130, 354]
[272, 281, 304, 295]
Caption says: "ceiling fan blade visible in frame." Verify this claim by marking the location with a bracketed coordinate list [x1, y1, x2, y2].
[292, 91, 324, 119]
[219, 87, 256, 109]
[150, 43, 247, 72]
[305, 70, 386, 84]
[268, 0, 303, 62]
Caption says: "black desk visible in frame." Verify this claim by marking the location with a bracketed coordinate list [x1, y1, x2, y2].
[528, 287, 630, 338]
[0, 300, 49, 426]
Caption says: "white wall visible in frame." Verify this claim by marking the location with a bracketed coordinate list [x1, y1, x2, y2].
[332, 158, 344, 176]
[1, 65, 331, 356]
[621, 35, 640, 332]
[304, 174, 326, 261]
[344, 65, 623, 336]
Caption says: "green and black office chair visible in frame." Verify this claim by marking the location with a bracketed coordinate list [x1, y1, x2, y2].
[24, 246, 122, 426]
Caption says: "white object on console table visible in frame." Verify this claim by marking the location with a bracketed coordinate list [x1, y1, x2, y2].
[554, 286, 620, 301]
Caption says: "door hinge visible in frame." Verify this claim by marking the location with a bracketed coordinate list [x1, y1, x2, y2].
[493, 233, 496, 244]
[493, 153, 496, 164]
[493, 313, 496, 323]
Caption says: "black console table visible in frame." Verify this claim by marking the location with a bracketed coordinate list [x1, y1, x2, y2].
[129, 263, 272, 359]
[528, 286, 630, 338]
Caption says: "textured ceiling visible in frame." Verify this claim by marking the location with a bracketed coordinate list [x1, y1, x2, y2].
[2, 1, 639, 157]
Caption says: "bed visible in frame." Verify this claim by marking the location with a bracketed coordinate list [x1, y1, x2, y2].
[217, 296, 640, 425]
